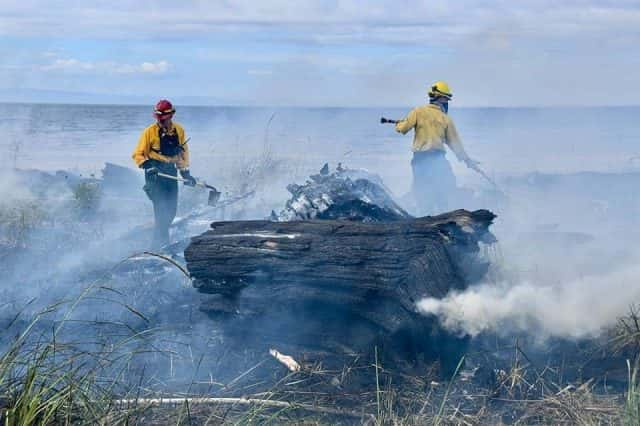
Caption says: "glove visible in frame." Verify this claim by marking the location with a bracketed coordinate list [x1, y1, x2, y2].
[464, 158, 481, 170]
[141, 160, 158, 177]
[180, 169, 197, 187]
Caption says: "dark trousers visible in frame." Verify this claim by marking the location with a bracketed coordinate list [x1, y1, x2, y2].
[411, 150, 457, 216]
[143, 162, 178, 248]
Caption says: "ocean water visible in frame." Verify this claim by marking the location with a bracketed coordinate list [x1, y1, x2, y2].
[0, 103, 638, 196]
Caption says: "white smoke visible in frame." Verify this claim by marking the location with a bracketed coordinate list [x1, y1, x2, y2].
[0, 169, 35, 203]
[417, 258, 640, 339]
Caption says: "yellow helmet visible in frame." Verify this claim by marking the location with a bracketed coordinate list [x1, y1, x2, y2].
[428, 81, 452, 99]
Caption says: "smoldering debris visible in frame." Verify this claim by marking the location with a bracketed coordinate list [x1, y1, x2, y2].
[273, 162, 411, 222]
[184, 163, 497, 374]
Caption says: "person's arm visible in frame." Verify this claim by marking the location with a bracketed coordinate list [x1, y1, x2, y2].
[132, 127, 151, 167]
[175, 126, 190, 170]
[175, 126, 196, 185]
[394, 109, 417, 135]
[444, 118, 471, 163]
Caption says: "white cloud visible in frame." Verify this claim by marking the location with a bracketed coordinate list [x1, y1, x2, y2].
[40, 58, 170, 75]
[1, 1, 639, 46]
[41, 59, 95, 72]
[115, 61, 169, 74]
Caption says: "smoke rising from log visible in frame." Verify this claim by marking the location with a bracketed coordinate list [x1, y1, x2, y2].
[417, 259, 640, 339]
[417, 170, 640, 339]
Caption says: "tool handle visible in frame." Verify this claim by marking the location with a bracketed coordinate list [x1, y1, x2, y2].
[156, 171, 216, 191]
[468, 165, 499, 189]
[156, 171, 184, 183]
[380, 117, 399, 124]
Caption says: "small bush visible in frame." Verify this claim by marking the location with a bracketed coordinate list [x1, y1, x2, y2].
[72, 181, 101, 214]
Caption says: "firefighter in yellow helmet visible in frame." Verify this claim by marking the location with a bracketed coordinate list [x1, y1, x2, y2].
[132, 99, 196, 248]
[392, 81, 479, 215]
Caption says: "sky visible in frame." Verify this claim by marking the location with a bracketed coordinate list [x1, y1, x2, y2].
[0, 0, 639, 107]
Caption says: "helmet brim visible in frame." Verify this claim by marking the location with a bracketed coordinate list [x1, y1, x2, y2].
[428, 91, 452, 100]
[154, 112, 174, 120]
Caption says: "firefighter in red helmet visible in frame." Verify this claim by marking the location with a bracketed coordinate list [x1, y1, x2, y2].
[132, 99, 196, 248]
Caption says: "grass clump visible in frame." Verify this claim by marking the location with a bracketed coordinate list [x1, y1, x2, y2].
[613, 305, 640, 356]
[626, 358, 640, 424]
[0, 301, 142, 425]
[0, 262, 167, 425]
[1, 342, 102, 425]
[72, 181, 102, 215]
[0, 201, 47, 249]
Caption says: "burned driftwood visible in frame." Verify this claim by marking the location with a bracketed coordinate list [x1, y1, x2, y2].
[272, 163, 411, 222]
[184, 209, 496, 373]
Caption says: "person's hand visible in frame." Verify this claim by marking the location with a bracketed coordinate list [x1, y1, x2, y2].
[141, 160, 158, 176]
[180, 169, 197, 187]
[464, 157, 481, 170]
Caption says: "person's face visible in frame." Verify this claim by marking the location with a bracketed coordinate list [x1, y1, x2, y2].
[157, 116, 172, 129]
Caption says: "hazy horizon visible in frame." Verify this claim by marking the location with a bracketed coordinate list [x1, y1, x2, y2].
[2, 94, 640, 110]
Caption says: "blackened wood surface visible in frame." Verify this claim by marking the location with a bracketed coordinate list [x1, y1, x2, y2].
[186, 209, 494, 300]
[184, 209, 495, 372]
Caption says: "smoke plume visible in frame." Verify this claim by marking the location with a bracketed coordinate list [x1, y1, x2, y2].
[417, 255, 640, 339]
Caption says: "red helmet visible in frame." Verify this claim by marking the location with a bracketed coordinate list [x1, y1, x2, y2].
[153, 99, 175, 120]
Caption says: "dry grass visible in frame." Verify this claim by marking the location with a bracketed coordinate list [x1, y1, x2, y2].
[1, 262, 638, 425]
[0, 200, 47, 249]
[0, 314, 635, 425]
[72, 181, 102, 213]
[613, 305, 640, 356]
[2, 279, 639, 425]
[626, 357, 640, 424]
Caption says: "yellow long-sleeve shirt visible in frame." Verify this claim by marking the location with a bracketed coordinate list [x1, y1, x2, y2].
[395, 104, 469, 161]
[132, 122, 190, 170]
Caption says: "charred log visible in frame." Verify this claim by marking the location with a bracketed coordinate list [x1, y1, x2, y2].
[185, 209, 495, 374]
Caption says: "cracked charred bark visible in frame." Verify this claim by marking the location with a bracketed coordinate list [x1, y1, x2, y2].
[184, 209, 496, 375]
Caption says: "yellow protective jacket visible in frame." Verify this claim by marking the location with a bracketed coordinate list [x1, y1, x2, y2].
[395, 104, 469, 162]
[132, 122, 189, 170]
